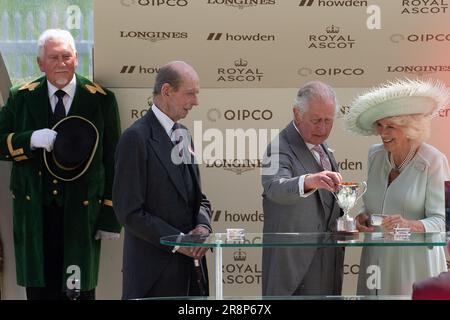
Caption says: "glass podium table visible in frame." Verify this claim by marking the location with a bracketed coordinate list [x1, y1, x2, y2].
[160, 232, 447, 300]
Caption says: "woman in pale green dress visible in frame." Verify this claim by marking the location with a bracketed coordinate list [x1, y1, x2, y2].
[345, 79, 450, 296]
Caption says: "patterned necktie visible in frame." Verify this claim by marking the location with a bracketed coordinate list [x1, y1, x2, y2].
[54, 90, 66, 123]
[171, 122, 184, 157]
[312, 145, 332, 171]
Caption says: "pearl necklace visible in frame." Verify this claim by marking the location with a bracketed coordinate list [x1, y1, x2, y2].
[389, 146, 416, 173]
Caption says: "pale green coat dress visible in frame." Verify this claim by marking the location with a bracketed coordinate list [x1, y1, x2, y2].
[357, 143, 449, 296]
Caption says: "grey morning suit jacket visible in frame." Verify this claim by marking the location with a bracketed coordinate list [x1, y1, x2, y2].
[113, 110, 211, 299]
[261, 122, 344, 296]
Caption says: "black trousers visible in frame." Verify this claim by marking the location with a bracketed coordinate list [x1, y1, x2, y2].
[144, 256, 209, 298]
[26, 204, 95, 300]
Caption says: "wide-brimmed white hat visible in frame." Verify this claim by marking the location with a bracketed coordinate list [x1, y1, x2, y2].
[345, 78, 449, 136]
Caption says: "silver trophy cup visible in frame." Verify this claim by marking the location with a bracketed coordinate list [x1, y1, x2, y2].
[333, 182, 367, 232]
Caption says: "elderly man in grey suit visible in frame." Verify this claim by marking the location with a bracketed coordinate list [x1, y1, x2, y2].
[113, 61, 211, 299]
[261, 81, 344, 296]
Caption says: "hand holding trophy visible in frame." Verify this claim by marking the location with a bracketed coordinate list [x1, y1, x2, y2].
[333, 181, 367, 233]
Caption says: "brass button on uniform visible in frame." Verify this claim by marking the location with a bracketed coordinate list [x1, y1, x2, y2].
[12, 194, 15, 199]
[26, 195, 31, 201]
[53, 190, 58, 195]
[83, 200, 89, 206]
[53, 179, 58, 184]
[5, 155, 9, 158]
[98, 200, 102, 204]
[38, 171, 42, 176]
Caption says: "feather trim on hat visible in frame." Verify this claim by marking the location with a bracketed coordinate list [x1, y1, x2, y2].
[345, 78, 449, 136]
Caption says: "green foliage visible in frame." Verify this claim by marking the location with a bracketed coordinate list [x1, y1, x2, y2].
[0, 0, 93, 84]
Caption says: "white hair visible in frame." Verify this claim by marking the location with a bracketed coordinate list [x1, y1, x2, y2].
[381, 114, 431, 144]
[293, 81, 340, 118]
[37, 29, 77, 58]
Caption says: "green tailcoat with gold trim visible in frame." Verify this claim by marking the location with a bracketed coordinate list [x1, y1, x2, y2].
[0, 74, 121, 290]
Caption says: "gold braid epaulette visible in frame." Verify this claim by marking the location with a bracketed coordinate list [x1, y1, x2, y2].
[85, 82, 107, 95]
[18, 81, 39, 91]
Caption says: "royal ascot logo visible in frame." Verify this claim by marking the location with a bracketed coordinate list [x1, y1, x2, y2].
[120, 0, 189, 7]
[131, 108, 149, 119]
[308, 25, 356, 49]
[120, 65, 160, 74]
[212, 209, 264, 222]
[217, 58, 264, 82]
[387, 65, 450, 77]
[206, 159, 263, 175]
[120, 30, 188, 42]
[130, 96, 153, 119]
[390, 33, 450, 43]
[340, 104, 350, 116]
[223, 249, 262, 285]
[206, 0, 276, 9]
[401, 0, 448, 14]
[207, 108, 273, 122]
[299, 0, 367, 7]
[297, 67, 364, 77]
[233, 249, 247, 262]
[206, 32, 275, 42]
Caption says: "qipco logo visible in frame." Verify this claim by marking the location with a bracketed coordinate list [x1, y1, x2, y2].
[121, 0, 189, 7]
[298, 67, 364, 77]
[207, 108, 273, 122]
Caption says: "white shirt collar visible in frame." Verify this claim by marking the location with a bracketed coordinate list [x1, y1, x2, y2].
[151, 104, 175, 137]
[47, 75, 76, 99]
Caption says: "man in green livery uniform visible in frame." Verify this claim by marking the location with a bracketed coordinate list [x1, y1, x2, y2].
[0, 29, 121, 300]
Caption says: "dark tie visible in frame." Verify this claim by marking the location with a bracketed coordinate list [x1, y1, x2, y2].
[312, 145, 332, 171]
[54, 90, 66, 124]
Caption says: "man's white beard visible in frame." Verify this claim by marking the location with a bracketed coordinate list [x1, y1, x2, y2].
[55, 77, 69, 86]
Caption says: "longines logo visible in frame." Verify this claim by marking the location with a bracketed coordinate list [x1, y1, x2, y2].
[297, 67, 364, 77]
[205, 159, 263, 174]
[390, 33, 450, 43]
[207, 32, 275, 42]
[387, 65, 450, 77]
[401, 0, 448, 14]
[207, 108, 273, 121]
[217, 58, 264, 82]
[223, 250, 262, 285]
[120, 65, 160, 74]
[206, 0, 276, 9]
[308, 25, 356, 49]
[213, 209, 264, 222]
[120, 0, 189, 7]
[120, 31, 188, 42]
[299, 0, 367, 7]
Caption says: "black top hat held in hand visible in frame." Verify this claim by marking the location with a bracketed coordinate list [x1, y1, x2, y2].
[44, 116, 99, 182]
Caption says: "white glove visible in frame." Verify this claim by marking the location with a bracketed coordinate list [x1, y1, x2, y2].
[94, 230, 120, 240]
[30, 129, 57, 152]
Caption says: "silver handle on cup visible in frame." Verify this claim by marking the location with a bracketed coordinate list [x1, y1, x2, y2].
[355, 181, 367, 202]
